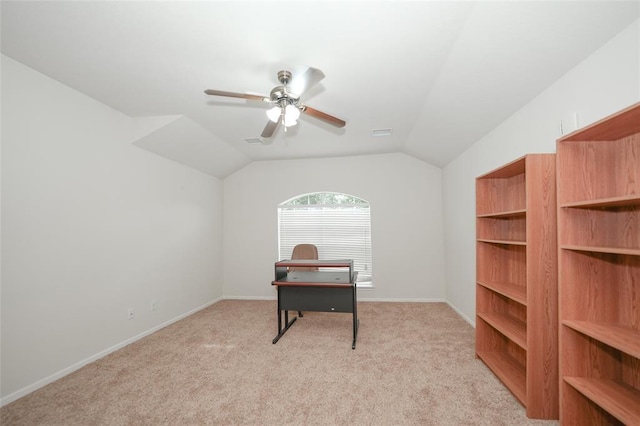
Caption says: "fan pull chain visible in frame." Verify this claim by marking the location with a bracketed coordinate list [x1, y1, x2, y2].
[282, 106, 287, 132]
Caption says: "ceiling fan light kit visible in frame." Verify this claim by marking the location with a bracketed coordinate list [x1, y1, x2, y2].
[204, 66, 346, 139]
[267, 104, 300, 128]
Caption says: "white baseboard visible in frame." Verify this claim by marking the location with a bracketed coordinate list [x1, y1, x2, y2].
[223, 295, 276, 301]
[357, 297, 446, 303]
[446, 301, 475, 328]
[1, 297, 223, 407]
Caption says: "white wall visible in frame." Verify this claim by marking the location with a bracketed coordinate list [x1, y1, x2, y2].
[223, 152, 445, 302]
[442, 19, 640, 324]
[1, 56, 224, 403]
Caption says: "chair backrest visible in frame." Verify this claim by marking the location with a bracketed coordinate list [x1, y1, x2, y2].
[289, 244, 319, 271]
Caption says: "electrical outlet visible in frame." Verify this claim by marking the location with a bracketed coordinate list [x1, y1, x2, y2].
[128, 308, 134, 320]
[151, 300, 158, 311]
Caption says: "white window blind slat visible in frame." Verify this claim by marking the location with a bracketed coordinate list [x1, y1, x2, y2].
[278, 194, 373, 283]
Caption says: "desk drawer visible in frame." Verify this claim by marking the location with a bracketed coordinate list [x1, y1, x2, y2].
[279, 286, 354, 313]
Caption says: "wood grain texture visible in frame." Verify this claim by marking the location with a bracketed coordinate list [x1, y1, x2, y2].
[477, 350, 526, 405]
[478, 312, 527, 349]
[563, 321, 640, 359]
[477, 280, 527, 306]
[524, 154, 559, 420]
[560, 381, 623, 426]
[477, 243, 527, 288]
[476, 154, 558, 419]
[560, 206, 640, 250]
[477, 215, 526, 242]
[564, 377, 640, 425]
[557, 103, 640, 425]
[476, 158, 526, 215]
[557, 135, 639, 204]
[559, 102, 640, 142]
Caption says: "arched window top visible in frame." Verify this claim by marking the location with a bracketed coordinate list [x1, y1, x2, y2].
[280, 192, 369, 207]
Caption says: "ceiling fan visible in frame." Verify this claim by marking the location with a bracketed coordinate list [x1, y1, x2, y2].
[204, 66, 346, 138]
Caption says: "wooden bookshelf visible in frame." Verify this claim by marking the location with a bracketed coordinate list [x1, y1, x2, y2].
[557, 102, 640, 425]
[475, 154, 559, 419]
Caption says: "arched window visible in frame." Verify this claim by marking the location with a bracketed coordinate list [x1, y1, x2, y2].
[278, 192, 372, 286]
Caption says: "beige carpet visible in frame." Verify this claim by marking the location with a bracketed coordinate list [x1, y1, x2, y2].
[1, 300, 558, 425]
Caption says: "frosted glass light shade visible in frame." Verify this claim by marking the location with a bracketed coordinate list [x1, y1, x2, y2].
[266, 104, 300, 127]
[285, 104, 300, 120]
[284, 105, 300, 127]
[266, 106, 281, 123]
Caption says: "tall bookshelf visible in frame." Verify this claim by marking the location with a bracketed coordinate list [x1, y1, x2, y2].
[475, 154, 558, 419]
[556, 103, 640, 425]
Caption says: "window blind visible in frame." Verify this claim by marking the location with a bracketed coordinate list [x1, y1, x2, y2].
[278, 204, 372, 283]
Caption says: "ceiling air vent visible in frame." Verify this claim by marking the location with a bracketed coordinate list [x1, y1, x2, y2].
[372, 128, 392, 137]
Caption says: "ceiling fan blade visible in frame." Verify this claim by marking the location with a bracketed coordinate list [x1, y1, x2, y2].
[261, 117, 280, 138]
[289, 67, 325, 96]
[204, 89, 268, 102]
[300, 105, 346, 128]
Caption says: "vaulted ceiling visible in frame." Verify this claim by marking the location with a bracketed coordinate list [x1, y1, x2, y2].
[2, 1, 638, 178]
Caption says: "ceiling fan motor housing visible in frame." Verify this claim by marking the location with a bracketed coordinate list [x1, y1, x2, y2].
[270, 85, 299, 107]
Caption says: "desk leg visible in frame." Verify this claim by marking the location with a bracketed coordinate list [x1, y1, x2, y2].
[352, 286, 359, 349]
[352, 319, 359, 349]
[272, 310, 297, 344]
[272, 289, 297, 344]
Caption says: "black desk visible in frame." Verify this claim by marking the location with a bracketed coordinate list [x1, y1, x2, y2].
[271, 260, 359, 349]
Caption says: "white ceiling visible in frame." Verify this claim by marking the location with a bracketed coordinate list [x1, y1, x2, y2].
[2, 1, 638, 178]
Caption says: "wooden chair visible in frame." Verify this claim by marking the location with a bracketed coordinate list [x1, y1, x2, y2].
[290, 244, 319, 271]
[289, 244, 318, 317]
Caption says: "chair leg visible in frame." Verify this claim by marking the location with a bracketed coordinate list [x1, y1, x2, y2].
[298, 311, 303, 317]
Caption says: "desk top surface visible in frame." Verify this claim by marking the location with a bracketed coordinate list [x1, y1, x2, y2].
[275, 259, 353, 268]
[272, 270, 357, 287]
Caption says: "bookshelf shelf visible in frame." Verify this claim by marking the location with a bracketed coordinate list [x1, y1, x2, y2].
[477, 280, 527, 306]
[564, 377, 640, 425]
[563, 320, 640, 359]
[477, 312, 527, 349]
[477, 351, 526, 405]
[477, 209, 527, 218]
